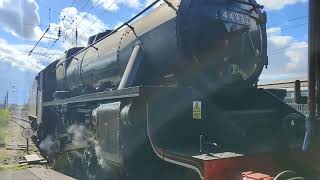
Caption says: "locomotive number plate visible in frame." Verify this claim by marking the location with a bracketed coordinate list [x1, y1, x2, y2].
[220, 10, 251, 25]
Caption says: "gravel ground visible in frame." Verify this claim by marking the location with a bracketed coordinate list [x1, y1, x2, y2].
[0, 107, 39, 169]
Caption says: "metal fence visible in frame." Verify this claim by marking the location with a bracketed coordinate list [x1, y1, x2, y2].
[287, 102, 309, 117]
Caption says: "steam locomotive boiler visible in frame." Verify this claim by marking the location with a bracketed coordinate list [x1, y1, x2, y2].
[28, 0, 310, 179]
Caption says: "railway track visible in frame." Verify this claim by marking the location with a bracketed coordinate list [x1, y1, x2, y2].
[11, 116, 31, 129]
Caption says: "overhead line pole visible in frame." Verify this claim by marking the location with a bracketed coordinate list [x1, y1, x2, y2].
[302, 0, 320, 152]
[29, 1, 78, 58]
[53, 0, 161, 70]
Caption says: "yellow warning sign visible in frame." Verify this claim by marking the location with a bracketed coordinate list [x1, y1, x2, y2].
[193, 101, 202, 119]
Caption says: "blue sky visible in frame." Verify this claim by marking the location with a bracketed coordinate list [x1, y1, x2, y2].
[0, 0, 309, 104]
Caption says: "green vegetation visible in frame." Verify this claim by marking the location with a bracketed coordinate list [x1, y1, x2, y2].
[0, 109, 10, 145]
[0, 109, 10, 126]
[0, 164, 31, 171]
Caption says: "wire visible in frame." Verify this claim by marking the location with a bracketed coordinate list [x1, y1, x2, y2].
[52, 0, 161, 72]
[268, 47, 308, 57]
[49, 0, 100, 50]
[270, 43, 307, 53]
[268, 46, 307, 55]
[28, 27, 50, 56]
[62, 0, 93, 31]
[79, 0, 92, 12]
[281, 23, 307, 32]
[268, 22, 308, 52]
[84, 0, 118, 32]
[47, 0, 118, 52]
[30, 52, 56, 58]
[46, 0, 106, 62]
[63, 0, 117, 46]
[267, 15, 308, 27]
[43, 0, 81, 60]
[51, 0, 78, 36]
[75, 0, 102, 29]
[3, 22, 48, 27]
[36, 0, 60, 15]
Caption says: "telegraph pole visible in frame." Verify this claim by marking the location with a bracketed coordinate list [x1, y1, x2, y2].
[3, 95, 6, 109]
[3, 91, 9, 109]
[302, 0, 320, 152]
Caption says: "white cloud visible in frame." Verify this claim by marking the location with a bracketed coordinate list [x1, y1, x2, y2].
[124, 0, 142, 8]
[266, 27, 281, 34]
[269, 34, 294, 47]
[49, 7, 108, 50]
[284, 42, 308, 71]
[96, 0, 119, 11]
[0, 38, 62, 72]
[96, 0, 142, 11]
[260, 27, 308, 83]
[0, 0, 42, 40]
[256, 0, 307, 10]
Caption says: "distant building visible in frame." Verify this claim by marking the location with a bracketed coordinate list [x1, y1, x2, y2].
[259, 79, 309, 116]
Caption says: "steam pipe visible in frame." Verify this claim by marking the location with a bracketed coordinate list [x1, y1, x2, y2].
[118, 42, 143, 90]
[302, 0, 320, 152]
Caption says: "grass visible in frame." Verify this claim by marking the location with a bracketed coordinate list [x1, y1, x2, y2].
[0, 109, 10, 145]
[0, 109, 10, 126]
[0, 164, 31, 171]
[0, 149, 11, 162]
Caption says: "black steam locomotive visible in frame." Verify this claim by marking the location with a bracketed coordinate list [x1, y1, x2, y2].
[29, 0, 306, 179]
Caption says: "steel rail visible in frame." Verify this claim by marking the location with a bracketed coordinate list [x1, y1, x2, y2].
[11, 116, 31, 129]
[11, 116, 32, 123]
